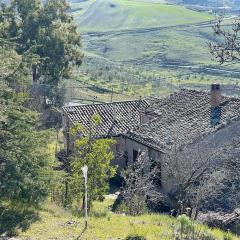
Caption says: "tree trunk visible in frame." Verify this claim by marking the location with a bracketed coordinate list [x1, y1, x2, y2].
[32, 64, 38, 83]
[82, 195, 85, 210]
[64, 180, 68, 207]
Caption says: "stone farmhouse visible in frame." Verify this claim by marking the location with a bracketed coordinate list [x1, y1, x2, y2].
[62, 84, 240, 195]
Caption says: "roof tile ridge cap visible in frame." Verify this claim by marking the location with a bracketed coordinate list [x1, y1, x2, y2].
[225, 95, 240, 102]
[146, 98, 166, 109]
[157, 88, 206, 102]
[63, 99, 146, 109]
[179, 88, 209, 94]
[148, 91, 179, 106]
[143, 96, 161, 103]
[146, 89, 205, 108]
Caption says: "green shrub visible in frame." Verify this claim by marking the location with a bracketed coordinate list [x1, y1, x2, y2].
[90, 208, 109, 218]
[113, 197, 148, 216]
[174, 215, 216, 240]
[223, 232, 233, 240]
[178, 214, 195, 235]
[125, 235, 147, 240]
[0, 201, 39, 236]
[114, 201, 129, 214]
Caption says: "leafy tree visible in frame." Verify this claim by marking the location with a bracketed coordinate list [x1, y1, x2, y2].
[0, 23, 54, 234]
[1, 0, 83, 103]
[70, 115, 116, 212]
[0, 94, 52, 204]
[0, 84, 54, 235]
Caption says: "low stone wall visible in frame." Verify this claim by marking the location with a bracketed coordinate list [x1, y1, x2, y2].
[199, 209, 240, 235]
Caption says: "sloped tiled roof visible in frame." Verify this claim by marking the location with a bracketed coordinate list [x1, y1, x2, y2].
[125, 89, 240, 151]
[63, 100, 149, 137]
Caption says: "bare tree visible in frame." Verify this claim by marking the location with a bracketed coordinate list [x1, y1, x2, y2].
[209, 18, 240, 64]
[216, 138, 240, 210]
[118, 134, 240, 218]
[121, 151, 164, 216]
[164, 141, 216, 218]
[164, 137, 240, 219]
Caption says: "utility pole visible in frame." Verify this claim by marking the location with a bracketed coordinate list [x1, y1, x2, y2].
[81, 165, 88, 229]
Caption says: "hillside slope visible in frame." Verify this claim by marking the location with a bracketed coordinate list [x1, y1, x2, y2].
[178, 0, 240, 8]
[73, 0, 214, 32]
[18, 199, 239, 240]
[70, 0, 240, 9]
[69, 0, 240, 98]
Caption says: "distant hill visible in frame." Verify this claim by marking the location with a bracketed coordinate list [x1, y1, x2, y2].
[3, 0, 240, 10]
[178, 0, 240, 8]
[72, 0, 214, 32]
[69, 0, 240, 9]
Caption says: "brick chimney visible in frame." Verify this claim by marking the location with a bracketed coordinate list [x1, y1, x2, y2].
[210, 84, 222, 126]
[211, 83, 222, 108]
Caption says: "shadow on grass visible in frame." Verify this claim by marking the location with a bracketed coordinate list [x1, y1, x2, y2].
[0, 202, 40, 237]
[75, 226, 87, 240]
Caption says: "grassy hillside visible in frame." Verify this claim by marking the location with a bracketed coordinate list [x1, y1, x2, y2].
[18, 198, 239, 240]
[82, 24, 216, 64]
[68, 0, 240, 102]
[72, 0, 214, 32]
[178, 0, 240, 8]
[76, 20, 240, 100]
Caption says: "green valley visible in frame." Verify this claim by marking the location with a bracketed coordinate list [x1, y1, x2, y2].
[72, 0, 214, 32]
[68, 0, 240, 100]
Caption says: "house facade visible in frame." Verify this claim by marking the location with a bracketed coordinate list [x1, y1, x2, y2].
[62, 99, 150, 168]
[62, 84, 240, 195]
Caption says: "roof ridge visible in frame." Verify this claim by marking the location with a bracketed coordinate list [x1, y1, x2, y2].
[179, 88, 209, 94]
[63, 99, 149, 109]
[179, 87, 240, 100]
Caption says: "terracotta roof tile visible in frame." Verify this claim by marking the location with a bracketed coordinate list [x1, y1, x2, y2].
[126, 89, 240, 151]
[63, 100, 149, 137]
[63, 89, 240, 151]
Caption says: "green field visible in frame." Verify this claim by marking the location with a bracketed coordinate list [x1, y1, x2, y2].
[68, 0, 240, 102]
[76, 21, 240, 100]
[72, 0, 214, 32]
[82, 24, 217, 64]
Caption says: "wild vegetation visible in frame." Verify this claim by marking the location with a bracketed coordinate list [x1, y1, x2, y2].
[0, 12, 52, 237]
[0, 0, 83, 236]
[68, 116, 116, 211]
[1, 0, 240, 239]
[17, 198, 239, 240]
